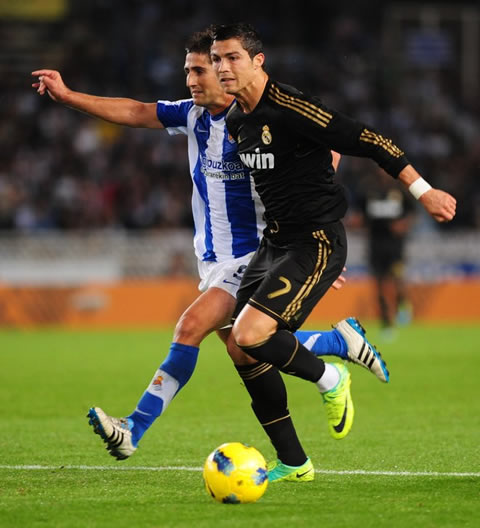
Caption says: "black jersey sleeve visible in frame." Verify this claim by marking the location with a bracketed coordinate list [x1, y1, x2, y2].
[269, 82, 410, 178]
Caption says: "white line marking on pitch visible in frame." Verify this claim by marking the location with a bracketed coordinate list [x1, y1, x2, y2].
[0, 465, 478, 477]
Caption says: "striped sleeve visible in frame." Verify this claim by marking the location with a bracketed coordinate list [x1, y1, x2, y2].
[269, 83, 410, 178]
[156, 99, 194, 135]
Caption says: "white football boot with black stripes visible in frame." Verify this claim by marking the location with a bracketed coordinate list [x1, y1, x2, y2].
[87, 407, 137, 460]
[334, 317, 389, 383]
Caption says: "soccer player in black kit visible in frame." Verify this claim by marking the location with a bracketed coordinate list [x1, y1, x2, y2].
[357, 167, 416, 337]
[210, 22, 457, 482]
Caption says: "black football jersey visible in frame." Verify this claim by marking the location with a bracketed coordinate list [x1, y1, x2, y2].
[226, 78, 410, 237]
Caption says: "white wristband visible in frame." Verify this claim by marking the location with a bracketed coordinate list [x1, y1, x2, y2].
[409, 178, 432, 200]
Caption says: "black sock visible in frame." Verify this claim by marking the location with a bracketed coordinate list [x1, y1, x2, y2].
[239, 330, 326, 382]
[236, 362, 307, 466]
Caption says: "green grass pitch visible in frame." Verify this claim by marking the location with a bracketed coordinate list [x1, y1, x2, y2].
[1, 322, 479, 527]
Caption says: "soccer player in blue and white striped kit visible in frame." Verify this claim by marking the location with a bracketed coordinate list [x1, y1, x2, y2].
[32, 30, 388, 482]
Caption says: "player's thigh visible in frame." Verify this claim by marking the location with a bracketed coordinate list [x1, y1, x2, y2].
[233, 304, 279, 346]
[174, 287, 237, 343]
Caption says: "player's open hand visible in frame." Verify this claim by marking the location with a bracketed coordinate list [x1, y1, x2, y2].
[31, 69, 69, 103]
[420, 189, 457, 223]
[331, 267, 347, 290]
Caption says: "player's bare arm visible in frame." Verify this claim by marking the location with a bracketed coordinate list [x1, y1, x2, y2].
[398, 164, 456, 223]
[31, 69, 163, 129]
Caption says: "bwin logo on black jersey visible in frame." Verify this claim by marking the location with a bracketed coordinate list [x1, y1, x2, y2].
[239, 148, 275, 169]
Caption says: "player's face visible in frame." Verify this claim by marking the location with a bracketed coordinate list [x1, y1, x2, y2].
[184, 52, 226, 108]
[210, 38, 263, 95]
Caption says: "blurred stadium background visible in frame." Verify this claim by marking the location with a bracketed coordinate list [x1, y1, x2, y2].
[1, 0, 479, 327]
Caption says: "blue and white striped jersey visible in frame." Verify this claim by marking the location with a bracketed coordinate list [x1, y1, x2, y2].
[157, 99, 265, 262]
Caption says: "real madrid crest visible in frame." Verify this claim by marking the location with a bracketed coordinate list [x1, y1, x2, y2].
[261, 125, 272, 145]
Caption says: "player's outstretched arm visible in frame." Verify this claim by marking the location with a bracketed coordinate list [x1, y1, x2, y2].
[31, 69, 163, 129]
[398, 164, 456, 223]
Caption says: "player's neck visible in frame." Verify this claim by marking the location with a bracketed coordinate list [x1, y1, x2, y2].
[235, 72, 268, 114]
[208, 94, 235, 116]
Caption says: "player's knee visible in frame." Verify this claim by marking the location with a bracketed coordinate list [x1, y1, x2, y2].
[174, 313, 206, 345]
[232, 322, 268, 350]
[233, 305, 278, 350]
[226, 337, 257, 365]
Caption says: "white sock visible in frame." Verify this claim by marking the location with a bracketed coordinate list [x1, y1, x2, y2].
[145, 368, 179, 412]
[316, 363, 340, 392]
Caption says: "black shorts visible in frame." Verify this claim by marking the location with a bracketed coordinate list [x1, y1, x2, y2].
[233, 222, 347, 331]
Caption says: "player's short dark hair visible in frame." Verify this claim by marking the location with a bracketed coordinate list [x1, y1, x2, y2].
[185, 30, 214, 56]
[210, 22, 263, 58]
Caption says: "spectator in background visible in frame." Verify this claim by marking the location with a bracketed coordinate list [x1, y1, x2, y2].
[0, 2, 477, 231]
[350, 167, 416, 339]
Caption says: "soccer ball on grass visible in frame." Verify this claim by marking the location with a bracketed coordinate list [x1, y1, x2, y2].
[203, 442, 268, 504]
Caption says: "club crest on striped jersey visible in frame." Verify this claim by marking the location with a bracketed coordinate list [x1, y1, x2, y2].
[261, 125, 272, 145]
